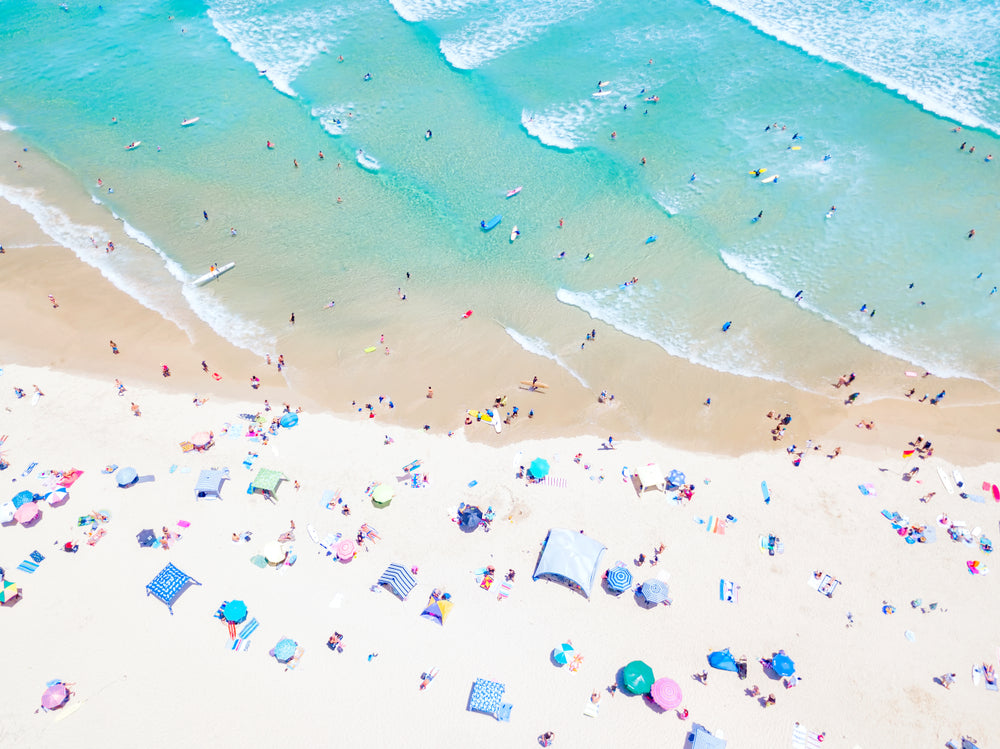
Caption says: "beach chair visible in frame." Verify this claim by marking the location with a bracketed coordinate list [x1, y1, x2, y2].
[495, 703, 513, 722]
[179, 441, 195, 453]
[285, 646, 305, 670]
[402, 460, 421, 473]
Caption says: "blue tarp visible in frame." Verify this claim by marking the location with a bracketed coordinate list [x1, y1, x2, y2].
[532, 528, 606, 598]
[689, 725, 727, 749]
[145, 562, 200, 614]
[378, 563, 417, 599]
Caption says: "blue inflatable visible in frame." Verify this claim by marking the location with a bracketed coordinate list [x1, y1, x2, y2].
[708, 649, 738, 672]
[279, 412, 299, 428]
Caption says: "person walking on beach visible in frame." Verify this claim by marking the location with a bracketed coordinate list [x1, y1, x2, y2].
[110, 340, 119, 355]
[130, 402, 141, 417]
[289, 312, 295, 325]
[47, 294, 59, 308]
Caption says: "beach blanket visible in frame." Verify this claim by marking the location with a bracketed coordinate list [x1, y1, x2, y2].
[542, 476, 568, 488]
[583, 700, 600, 718]
[706, 516, 727, 535]
[791, 723, 824, 749]
[858, 483, 876, 496]
[720, 579, 739, 603]
[57, 469, 83, 488]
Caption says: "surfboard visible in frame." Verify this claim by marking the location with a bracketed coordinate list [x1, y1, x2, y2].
[761, 480, 771, 505]
[363, 346, 377, 353]
[519, 380, 548, 389]
[993, 484, 1000, 502]
[825, 212, 834, 219]
[181, 117, 200, 126]
[592, 90, 613, 97]
[492, 409, 502, 434]
[749, 168, 767, 176]
[761, 174, 778, 183]
[974, 663, 983, 686]
[191, 261, 236, 286]
[510, 226, 519, 242]
[481, 214, 501, 231]
[506, 186, 522, 198]
[597, 80, 611, 87]
[953, 469, 965, 489]
[645, 235, 657, 244]
[124, 141, 141, 150]
[937, 467, 955, 494]
[789, 145, 801, 150]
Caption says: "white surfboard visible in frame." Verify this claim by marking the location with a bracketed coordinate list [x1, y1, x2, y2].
[191, 261, 236, 286]
[953, 469, 965, 489]
[493, 409, 502, 434]
[937, 466, 955, 495]
[592, 90, 614, 98]
[761, 174, 779, 184]
[974, 663, 982, 686]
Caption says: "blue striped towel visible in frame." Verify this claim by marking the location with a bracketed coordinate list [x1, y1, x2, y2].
[238, 618, 259, 639]
[17, 560, 39, 574]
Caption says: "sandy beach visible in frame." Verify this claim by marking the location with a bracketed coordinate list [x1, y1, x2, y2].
[3, 216, 1000, 749]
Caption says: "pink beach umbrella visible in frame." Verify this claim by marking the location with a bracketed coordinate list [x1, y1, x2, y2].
[14, 502, 40, 525]
[41, 683, 68, 710]
[336, 538, 356, 562]
[192, 432, 212, 449]
[649, 677, 683, 710]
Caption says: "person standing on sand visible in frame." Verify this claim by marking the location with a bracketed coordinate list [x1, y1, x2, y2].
[427, 386, 433, 399]
[290, 312, 295, 325]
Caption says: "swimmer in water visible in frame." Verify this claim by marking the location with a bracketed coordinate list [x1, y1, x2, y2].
[267, 141, 274, 148]
[425, 129, 432, 139]
[690, 173, 696, 182]
[968, 229, 976, 238]
[754, 210, 763, 221]
[584, 253, 593, 261]
[557, 251, 565, 259]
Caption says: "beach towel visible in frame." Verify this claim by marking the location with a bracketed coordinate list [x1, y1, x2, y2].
[57, 469, 83, 488]
[583, 700, 600, 718]
[21, 461, 38, 477]
[86, 527, 107, 545]
[720, 579, 739, 603]
[542, 476, 568, 488]
[285, 646, 305, 670]
[791, 723, 824, 749]
[495, 703, 512, 722]
[17, 559, 39, 574]
[480, 575, 494, 591]
[706, 516, 727, 535]
[858, 483, 875, 496]
[497, 580, 513, 601]
[238, 618, 259, 640]
[30, 550, 45, 564]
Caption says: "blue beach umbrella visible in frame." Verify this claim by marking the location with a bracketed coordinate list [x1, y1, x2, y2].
[607, 565, 633, 593]
[772, 653, 795, 677]
[273, 638, 297, 663]
[552, 643, 575, 665]
[223, 600, 248, 624]
[639, 579, 671, 605]
[666, 470, 685, 488]
[528, 458, 550, 480]
[11, 490, 34, 508]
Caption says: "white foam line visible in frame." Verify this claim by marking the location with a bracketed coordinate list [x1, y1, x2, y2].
[504, 326, 589, 388]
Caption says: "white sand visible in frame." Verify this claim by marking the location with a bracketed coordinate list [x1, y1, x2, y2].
[1, 363, 999, 748]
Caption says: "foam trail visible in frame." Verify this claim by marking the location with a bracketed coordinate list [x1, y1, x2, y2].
[312, 105, 356, 136]
[504, 326, 589, 388]
[0, 120, 17, 132]
[388, 0, 479, 24]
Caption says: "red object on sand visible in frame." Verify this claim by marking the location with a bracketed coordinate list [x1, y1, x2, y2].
[993, 484, 1000, 502]
[462, 310, 473, 319]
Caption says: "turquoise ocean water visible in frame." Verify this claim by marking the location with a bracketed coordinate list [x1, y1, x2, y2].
[2, 0, 999, 392]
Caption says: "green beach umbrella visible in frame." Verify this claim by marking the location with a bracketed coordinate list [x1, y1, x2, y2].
[623, 659, 655, 695]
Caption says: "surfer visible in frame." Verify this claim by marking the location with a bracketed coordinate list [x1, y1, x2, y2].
[556, 251, 565, 259]
[968, 229, 976, 238]
[584, 253, 593, 261]
[753, 210, 763, 222]
[203, 210, 208, 221]
[689, 173, 696, 182]
[794, 290, 803, 301]
[363, 72, 372, 81]
[267, 141, 274, 149]
[722, 321, 731, 332]
[425, 129, 432, 139]
[318, 151, 324, 159]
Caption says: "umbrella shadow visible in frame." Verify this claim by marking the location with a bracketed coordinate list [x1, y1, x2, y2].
[21, 511, 43, 527]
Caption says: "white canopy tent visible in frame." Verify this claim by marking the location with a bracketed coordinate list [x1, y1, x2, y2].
[636, 463, 665, 493]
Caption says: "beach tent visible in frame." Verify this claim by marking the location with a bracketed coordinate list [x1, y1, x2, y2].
[378, 563, 417, 600]
[532, 528, 607, 598]
[251, 468, 286, 498]
[708, 649, 739, 672]
[636, 463, 666, 493]
[195, 468, 229, 500]
[420, 597, 453, 625]
[688, 726, 727, 749]
[145, 562, 201, 614]
[468, 678, 506, 718]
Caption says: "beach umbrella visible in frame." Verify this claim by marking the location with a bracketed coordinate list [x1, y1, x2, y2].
[650, 677, 683, 710]
[667, 469, 685, 488]
[263, 542, 286, 565]
[371, 484, 394, 507]
[708, 649, 739, 672]
[0, 502, 15, 523]
[336, 538, 356, 562]
[771, 653, 795, 677]
[12, 490, 34, 508]
[528, 458, 550, 480]
[136, 529, 157, 547]
[14, 502, 39, 524]
[191, 432, 212, 449]
[116, 467, 138, 487]
[623, 660, 655, 695]
[458, 506, 483, 533]
[639, 579, 670, 605]
[44, 488, 69, 507]
[552, 643, 575, 665]
[607, 565, 633, 593]
[273, 638, 297, 663]
[223, 600, 248, 624]
[279, 412, 298, 428]
[40, 684, 68, 710]
[0, 580, 19, 603]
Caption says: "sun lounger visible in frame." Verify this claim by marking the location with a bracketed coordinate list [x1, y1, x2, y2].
[285, 646, 305, 670]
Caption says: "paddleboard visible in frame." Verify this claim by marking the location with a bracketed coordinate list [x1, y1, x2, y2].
[789, 145, 801, 150]
[953, 469, 965, 489]
[510, 226, 520, 242]
[761, 480, 771, 505]
[937, 467, 955, 494]
[645, 235, 657, 244]
[124, 141, 141, 150]
[761, 174, 778, 183]
[519, 380, 548, 389]
[191, 261, 236, 286]
[506, 186, 522, 198]
[481, 214, 501, 231]
[181, 117, 200, 126]
[462, 310, 473, 319]
[993, 484, 1000, 502]
[592, 90, 613, 97]
[469, 409, 490, 423]
[974, 663, 983, 686]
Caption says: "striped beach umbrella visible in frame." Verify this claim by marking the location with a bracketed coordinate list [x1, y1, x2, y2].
[0, 580, 19, 603]
[607, 565, 633, 592]
[552, 643, 575, 665]
[650, 677, 683, 709]
[639, 579, 670, 605]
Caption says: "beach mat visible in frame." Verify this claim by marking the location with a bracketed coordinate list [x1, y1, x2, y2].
[791, 723, 824, 749]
